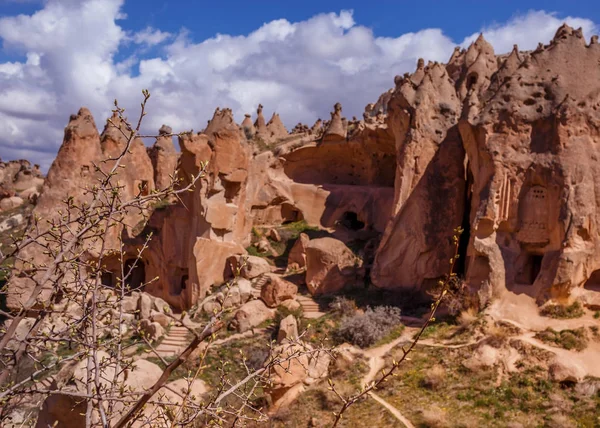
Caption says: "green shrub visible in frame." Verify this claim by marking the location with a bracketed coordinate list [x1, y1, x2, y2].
[540, 301, 584, 319]
[534, 327, 588, 351]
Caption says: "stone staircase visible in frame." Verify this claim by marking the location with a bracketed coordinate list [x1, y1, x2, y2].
[250, 274, 269, 298]
[155, 326, 191, 357]
[296, 294, 325, 319]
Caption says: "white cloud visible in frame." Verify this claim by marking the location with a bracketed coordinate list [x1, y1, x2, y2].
[132, 26, 171, 46]
[0, 3, 597, 171]
[461, 10, 598, 52]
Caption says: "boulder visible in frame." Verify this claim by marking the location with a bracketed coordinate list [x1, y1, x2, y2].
[549, 358, 586, 384]
[230, 300, 275, 333]
[279, 299, 301, 312]
[227, 254, 273, 279]
[260, 274, 298, 308]
[36, 355, 162, 427]
[305, 237, 361, 295]
[0, 213, 23, 233]
[139, 319, 164, 342]
[287, 233, 309, 269]
[0, 196, 23, 211]
[462, 345, 499, 371]
[236, 278, 254, 303]
[267, 228, 281, 242]
[277, 314, 299, 343]
[121, 295, 138, 313]
[152, 296, 171, 313]
[150, 310, 170, 327]
[19, 186, 40, 203]
[264, 341, 331, 411]
[138, 293, 153, 320]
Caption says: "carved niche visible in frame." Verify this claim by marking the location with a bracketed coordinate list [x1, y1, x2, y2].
[517, 185, 550, 244]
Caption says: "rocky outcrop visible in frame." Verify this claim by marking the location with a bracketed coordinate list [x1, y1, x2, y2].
[260, 274, 298, 307]
[9, 24, 600, 313]
[148, 125, 178, 191]
[0, 158, 44, 210]
[230, 299, 275, 333]
[305, 238, 362, 295]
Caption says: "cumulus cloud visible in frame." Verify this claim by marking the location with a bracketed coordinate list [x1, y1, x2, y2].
[131, 26, 171, 46]
[0, 2, 597, 170]
[461, 10, 598, 52]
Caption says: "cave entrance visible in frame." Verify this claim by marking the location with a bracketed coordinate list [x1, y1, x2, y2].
[584, 270, 600, 292]
[456, 165, 473, 276]
[516, 253, 543, 285]
[281, 204, 304, 224]
[171, 268, 189, 296]
[124, 259, 146, 292]
[339, 211, 365, 231]
[101, 271, 115, 288]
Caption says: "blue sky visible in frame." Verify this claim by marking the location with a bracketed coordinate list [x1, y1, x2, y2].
[0, 0, 598, 169]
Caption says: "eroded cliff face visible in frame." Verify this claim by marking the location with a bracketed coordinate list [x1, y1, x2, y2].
[459, 25, 600, 304]
[374, 25, 600, 305]
[8, 24, 600, 311]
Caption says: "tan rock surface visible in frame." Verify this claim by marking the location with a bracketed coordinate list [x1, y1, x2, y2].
[260, 274, 298, 308]
[305, 237, 361, 295]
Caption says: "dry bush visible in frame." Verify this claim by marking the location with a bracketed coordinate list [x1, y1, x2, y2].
[457, 306, 478, 329]
[333, 306, 402, 348]
[421, 364, 446, 390]
[421, 405, 448, 428]
[328, 295, 357, 317]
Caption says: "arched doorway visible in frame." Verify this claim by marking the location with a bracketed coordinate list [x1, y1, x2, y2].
[124, 258, 146, 292]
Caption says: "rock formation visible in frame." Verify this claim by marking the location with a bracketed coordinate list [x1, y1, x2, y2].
[0, 158, 44, 209]
[7, 24, 600, 313]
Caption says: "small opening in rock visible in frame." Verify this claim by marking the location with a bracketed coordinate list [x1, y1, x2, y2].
[224, 181, 242, 203]
[281, 204, 304, 224]
[124, 259, 146, 292]
[339, 211, 365, 231]
[517, 253, 543, 285]
[584, 269, 600, 292]
[139, 180, 149, 196]
[466, 73, 478, 90]
[101, 271, 115, 288]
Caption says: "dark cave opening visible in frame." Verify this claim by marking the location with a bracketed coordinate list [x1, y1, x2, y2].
[339, 211, 365, 231]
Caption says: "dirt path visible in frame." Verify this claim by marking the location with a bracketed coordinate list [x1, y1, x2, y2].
[345, 328, 418, 427]
[369, 392, 416, 428]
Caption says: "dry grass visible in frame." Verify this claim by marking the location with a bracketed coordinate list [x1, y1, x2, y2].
[421, 364, 446, 390]
[457, 307, 478, 329]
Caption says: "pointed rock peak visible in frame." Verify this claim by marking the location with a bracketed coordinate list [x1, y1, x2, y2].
[448, 46, 462, 62]
[241, 114, 254, 127]
[65, 107, 99, 139]
[76, 107, 93, 120]
[254, 103, 267, 131]
[204, 107, 238, 136]
[334, 102, 342, 114]
[159, 125, 173, 135]
[417, 58, 425, 69]
[470, 33, 495, 55]
[574, 27, 584, 38]
[553, 23, 575, 42]
[591, 35, 599, 45]
[267, 112, 288, 138]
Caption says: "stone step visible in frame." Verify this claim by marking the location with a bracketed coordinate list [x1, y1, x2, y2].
[167, 332, 190, 337]
[161, 340, 187, 347]
[303, 312, 326, 319]
[156, 344, 184, 353]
